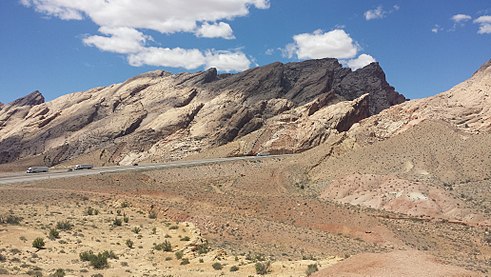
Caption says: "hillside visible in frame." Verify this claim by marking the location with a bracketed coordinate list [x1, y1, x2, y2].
[0, 59, 404, 169]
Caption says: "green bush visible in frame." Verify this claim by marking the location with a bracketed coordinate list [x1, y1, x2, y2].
[79, 250, 117, 269]
[56, 221, 73, 231]
[0, 214, 22, 225]
[112, 218, 122, 226]
[126, 239, 133, 249]
[49, 268, 66, 277]
[196, 243, 210, 254]
[49, 228, 60, 240]
[255, 262, 271, 275]
[154, 240, 172, 252]
[212, 262, 223, 270]
[306, 264, 318, 276]
[32, 237, 45, 250]
[131, 227, 141, 234]
[180, 236, 190, 241]
[148, 210, 157, 219]
[180, 258, 190, 265]
[175, 250, 183, 260]
[230, 265, 239, 272]
[85, 207, 99, 216]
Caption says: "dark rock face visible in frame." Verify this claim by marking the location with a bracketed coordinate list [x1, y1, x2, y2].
[9, 90, 45, 107]
[206, 58, 406, 115]
[0, 58, 406, 166]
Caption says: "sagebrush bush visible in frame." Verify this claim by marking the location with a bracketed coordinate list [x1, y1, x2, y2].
[32, 237, 45, 250]
[56, 221, 73, 231]
[255, 261, 271, 275]
[49, 228, 60, 240]
[212, 262, 223, 270]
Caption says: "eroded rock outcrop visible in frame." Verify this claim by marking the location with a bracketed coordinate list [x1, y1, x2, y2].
[0, 58, 405, 166]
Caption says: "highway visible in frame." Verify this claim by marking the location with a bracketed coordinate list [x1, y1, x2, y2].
[0, 155, 286, 185]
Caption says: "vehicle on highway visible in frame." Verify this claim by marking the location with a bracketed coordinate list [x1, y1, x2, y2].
[256, 152, 271, 156]
[26, 166, 49, 173]
[74, 164, 93, 170]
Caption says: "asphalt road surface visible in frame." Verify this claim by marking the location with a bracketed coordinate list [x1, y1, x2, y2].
[0, 155, 287, 185]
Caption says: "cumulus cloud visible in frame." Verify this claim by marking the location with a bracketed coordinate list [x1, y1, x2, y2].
[83, 27, 150, 54]
[204, 50, 251, 72]
[195, 22, 235, 39]
[21, 0, 270, 71]
[451, 14, 472, 23]
[474, 15, 491, 34]
[287, 29, 358, 60]
[283, 29, 374, 70]
[127, 48, 250, 72]
[345, 54, 376, 70]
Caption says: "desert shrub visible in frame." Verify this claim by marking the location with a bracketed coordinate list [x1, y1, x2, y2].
[255, 262, 271, 275]
[131, 227, 141, 234]
[125, 239, 133, 249]
[56, 221, 72, 231]
[151, 227, 157, 234]
[32, 238, 45, 250]
[306, 264, 318, 276]
[79, 250, 117, 269]
[169, 225, 179, 230]
[26, 270, 42, 276]
[212, 262, 223, 270]
[120, 201, 130, 208]
[180, 258, 190, 265]
[123, 216, 129, 223]
[180, 236, 190, 241]
[90, 253, 108, 269]
[112, 218, 122, 226]
[148, 210, 157, 219]
[0, 214, 22, 225]
[49, 228, 60, 240]
[154, 240, 172, 252]
[230, 265, 239, 272]
[49, 268, 65, 277]
[196, 243, 210, 254]
[85, 207, 99, 216]
[91, 274, 103, 277]
[175, 250, 183, 260]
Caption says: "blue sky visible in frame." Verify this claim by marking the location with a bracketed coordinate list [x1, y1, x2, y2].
[1, 0, 490, 104]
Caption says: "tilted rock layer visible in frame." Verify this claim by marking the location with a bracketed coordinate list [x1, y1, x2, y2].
[0, 58, 405, 166]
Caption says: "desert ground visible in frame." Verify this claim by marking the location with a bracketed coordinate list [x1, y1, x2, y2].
[1, 149, 489, 276]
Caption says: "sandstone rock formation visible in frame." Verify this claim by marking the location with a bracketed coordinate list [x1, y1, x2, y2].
[348, 59, 491, 145]
[0, 58, 405, 167]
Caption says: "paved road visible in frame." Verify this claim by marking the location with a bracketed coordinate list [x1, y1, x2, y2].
[0, 155, 287, 185]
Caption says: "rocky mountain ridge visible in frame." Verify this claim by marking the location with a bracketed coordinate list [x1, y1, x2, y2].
[0, 58, 405, 167]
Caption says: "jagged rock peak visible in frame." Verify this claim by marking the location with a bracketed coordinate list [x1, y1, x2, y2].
[473, 59, 491, 76]
[10, 90, 45, 107]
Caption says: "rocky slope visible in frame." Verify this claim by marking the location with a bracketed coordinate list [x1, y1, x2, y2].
[300, 59, 491, 225]
[0, 58, 405, 167]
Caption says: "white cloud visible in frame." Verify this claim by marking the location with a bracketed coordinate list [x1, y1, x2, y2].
[345, 54, 376, 70]
[21, 0, 270, 71]
[287, 29, 359, 60]
[127, 47, 250, 72]
[364, 5, 400, 21]
[364, 6, 385, 21]
[205, 50, 251, 72]
[451, 14, 472, 23]
[195, 22, 235, 39]
[474, 15, 491, 34]
[128, 47, 206, 69]
[83, 27, 150, 54]
[431, 24, 443, 33]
